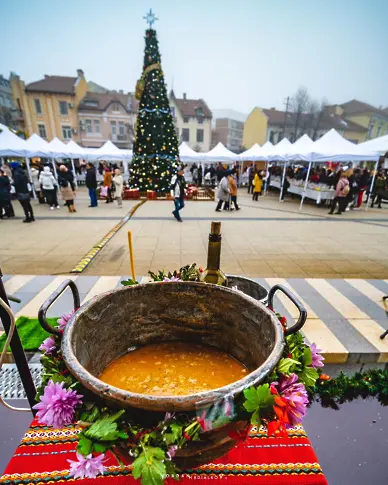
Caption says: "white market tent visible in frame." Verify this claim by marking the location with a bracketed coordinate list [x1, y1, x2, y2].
[203, 142, 240, 164]
[269, 138, 292, 161]
[179, 142, 203, 162]
[48, 137, 70, 158]
[359, 134, 388, 156]
[240, 144, 265, 161]
[286, 134, 314, 161]
[25, 134, 52, 158]
[66, 140, 87, 159]
[0, 128, 28, 157]
[90, 141, 130, 161]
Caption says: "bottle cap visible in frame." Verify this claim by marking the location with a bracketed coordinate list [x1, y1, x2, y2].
[211, 221, 221, 235]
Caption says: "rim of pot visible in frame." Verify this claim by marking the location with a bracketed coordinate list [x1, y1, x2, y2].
[62, 281, 285, 412]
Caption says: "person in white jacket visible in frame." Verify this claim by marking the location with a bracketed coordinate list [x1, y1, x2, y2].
[39, 166, 59, 210]
[112, 168, 124, 208]
[170, 167, 186, 222]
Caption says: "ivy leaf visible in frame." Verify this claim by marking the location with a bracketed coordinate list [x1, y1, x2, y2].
[77, 435, 93, 456]
[85, 410, 127, 442]
[299, 367, 319, 388]
[277, 357, 300, 374]
[132, 447, 166, 485]
[303, 347, 313, 366]
[243, 384, 274, 413]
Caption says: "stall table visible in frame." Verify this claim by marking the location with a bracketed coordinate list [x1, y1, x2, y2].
[270, 179, 334, 204]
[0, 419, 327, 484]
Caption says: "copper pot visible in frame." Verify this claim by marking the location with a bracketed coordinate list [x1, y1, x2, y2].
[39, 280, 306, 468]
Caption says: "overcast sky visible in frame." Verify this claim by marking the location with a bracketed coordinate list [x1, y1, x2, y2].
[1, 0, 387, 115]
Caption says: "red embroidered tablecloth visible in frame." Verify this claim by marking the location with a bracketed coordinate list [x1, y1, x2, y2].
[0, 420, 328, 484]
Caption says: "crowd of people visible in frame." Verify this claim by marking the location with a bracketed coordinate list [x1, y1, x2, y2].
[267, 164, 387, 213]
[0, 160, 126, 223]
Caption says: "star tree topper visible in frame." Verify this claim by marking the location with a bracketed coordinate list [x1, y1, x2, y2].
[143, 8, 158, 28]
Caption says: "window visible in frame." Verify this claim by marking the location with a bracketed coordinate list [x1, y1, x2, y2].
[183, 116, 189, 123]
[182, 128, 190, 142]
[198, 117, 204, 124]
[59, 101, 68, 115]
[111, 121, 117, 135]
[119, 121, 125, 135]
[34, 99, 42, 114]
[94, 119, 100, 133]
[376, 125, 382, 137]
[170, 106, 175, 117]
[38, 124, 46, 138]
[62, 125, 72, 140]
[0, 94, 4, 105]
[196, 129, 204, 143]
[367, 122, 375, 139]
[86, 119, 92, 133]
[269, 131, 275, 143]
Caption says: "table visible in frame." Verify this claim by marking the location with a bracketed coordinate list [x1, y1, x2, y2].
[0, 419, 327, 484]
[270, 180, 334, 204]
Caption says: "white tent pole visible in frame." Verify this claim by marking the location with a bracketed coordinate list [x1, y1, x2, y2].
[70, 158, 78, 187]
[365, 159, 379, 211]
[264, 160, 269, 196]
[25, 157, 36, 200]
[51, 158, 58, 179]
[299, 161, 313, 211]
[279, 161, 287, 202]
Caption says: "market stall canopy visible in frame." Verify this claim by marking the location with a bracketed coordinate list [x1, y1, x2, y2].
[258, 141, 274, 160]
[359, 134, 388, 156]
[298, 129, 379, 162]
[25, 133, 52, 158]
[0, 122, 10, 133]
[48, 137, 69, 158]
[0, 128, 28, 157]
[240, 144, 265, 161]
[89, 140, 130, 161]
[203, 142, 239, 164]
[66, 140, 87, 159]
[286, 134, 314, 161]
[269, 138, 292, 161]
[179, 142, 203, 162]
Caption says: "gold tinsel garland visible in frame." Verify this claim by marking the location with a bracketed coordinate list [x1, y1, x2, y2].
[135, 62, 162, 100]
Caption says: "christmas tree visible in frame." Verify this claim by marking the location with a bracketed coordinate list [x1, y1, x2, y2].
[129, 9, 180, 192]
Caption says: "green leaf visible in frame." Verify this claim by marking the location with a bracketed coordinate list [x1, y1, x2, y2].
[93, 442, 111, 453]
[121, 279, 138, 286]
[132, 447, 167, 485]
[251, 409, 261, 425]
[243, 384, 274, 413]
[85, 410, 126, 442]
[164, 423, 182, 445]
[299, 366, 319, 388]
[303, 347, 313, 366]
[277, 357, 300, 374]
[77, 435, 93, 456]
[80, 405, 100, 423]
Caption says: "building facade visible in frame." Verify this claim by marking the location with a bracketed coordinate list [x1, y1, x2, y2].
[327, 100, 388, 144]
[10, 70, 88, 142]
[242, 106, 367, 148]
[212, 109, 246, 152]
[0, 74, 24, 132]
[78, 92, 137, 148]
[169, 91, 212, 152]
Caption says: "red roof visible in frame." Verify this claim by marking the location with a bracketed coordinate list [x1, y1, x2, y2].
[26, 75, 78, 94]
[170, 91, 212, 118]
[78, 92, 138, 113]
[340, 99, 388, 117]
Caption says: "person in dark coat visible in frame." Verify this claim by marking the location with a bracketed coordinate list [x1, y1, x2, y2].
[0, 169, 14, 218]
[10, 162, 35, 223]
[85, 163, 98, 207]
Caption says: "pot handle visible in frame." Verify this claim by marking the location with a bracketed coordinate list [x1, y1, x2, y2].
[38, 279, 80, 336]
[267, 284, 307, 336]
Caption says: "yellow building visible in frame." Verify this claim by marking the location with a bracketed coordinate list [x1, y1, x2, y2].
[330, 100, 388, 144]
[10, 70, 88, 142]
[242, 107, 268, 148]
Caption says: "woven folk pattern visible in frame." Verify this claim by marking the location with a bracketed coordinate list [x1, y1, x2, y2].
[0, 420, 327, 484]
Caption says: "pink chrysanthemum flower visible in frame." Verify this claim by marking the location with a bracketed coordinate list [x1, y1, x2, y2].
[68, 452, 106, 479]
[33, 381, 82, 428]
[39, 336, 57, 355]
[310, 343, 325, 369]
[273, 373, 309, 427]
[57, 312, 74, 331]
[163, 276, 180, 282]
